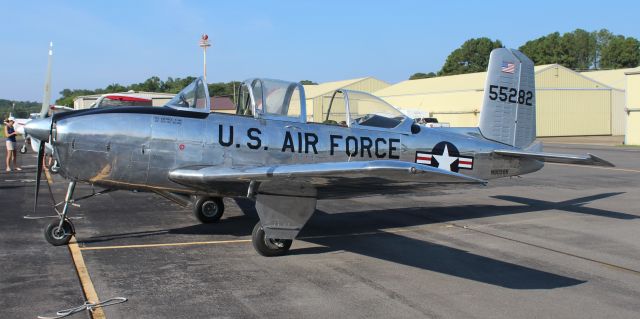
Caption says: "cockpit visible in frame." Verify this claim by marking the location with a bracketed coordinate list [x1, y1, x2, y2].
[236, 78, 412, 132]
[166, 77, 413, 132]
[164, 77, 210, 112]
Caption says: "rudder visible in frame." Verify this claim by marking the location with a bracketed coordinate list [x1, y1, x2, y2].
[479, 48, 536, 148]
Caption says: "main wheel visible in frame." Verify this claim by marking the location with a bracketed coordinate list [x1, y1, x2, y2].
[193, 197, 224, 223]
[19, 145, 27, 154]
[44, 219, 74, 246]
[252, 222, 292, 257]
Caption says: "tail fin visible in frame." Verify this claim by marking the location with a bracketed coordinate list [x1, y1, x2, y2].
[39, 42, 53, 118]
[479, 48, 536, 148]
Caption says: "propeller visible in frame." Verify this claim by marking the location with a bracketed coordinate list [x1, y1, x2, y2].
[34, 140, 46, 213]
[32, 116, 55, 214]
[32, 41, 56, 214]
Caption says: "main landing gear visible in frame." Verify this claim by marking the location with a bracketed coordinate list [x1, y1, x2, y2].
[251, 222, 292, 257]
[193, 196, 225, 223]
[44, 181, 76, 246]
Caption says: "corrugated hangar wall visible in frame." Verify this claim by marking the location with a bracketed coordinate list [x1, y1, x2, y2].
[535, 65, 612, 136]
[374, 64, 626, 137]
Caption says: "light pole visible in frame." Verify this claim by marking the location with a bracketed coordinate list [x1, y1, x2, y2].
[199, 34, 211, 82]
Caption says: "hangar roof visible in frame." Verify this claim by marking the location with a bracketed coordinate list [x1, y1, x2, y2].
[581, 67, 640, 90]
[303, 77, 372, 98]
[375, 65, 554, 97]
[373, 64, 624, 97]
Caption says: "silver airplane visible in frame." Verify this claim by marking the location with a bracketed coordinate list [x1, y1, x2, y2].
[25, 48, 612, 256]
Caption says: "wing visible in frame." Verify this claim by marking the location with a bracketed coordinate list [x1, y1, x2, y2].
[493, 149, 614, 167]
[169, 160, 486, 198]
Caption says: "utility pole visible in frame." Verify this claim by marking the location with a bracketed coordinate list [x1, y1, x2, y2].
[199, 34, 211, 83]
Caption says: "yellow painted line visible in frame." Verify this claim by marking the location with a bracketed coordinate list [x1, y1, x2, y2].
[80, 238, 252, 251]
[78, 225, 442, 251]
[548, 162, 640, 173]
[68, 236, 106, 319]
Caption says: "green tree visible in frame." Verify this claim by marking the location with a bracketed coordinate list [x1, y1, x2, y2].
[563, 29, 596, 69]
[600, 35, 640, 68]
[409, 72, 436, 80]
[519, 32, 576, 67]
[299, 80, 317, 85]
[439, 38, 503, 76]
[0, 99, 41, 119]
[593, 29, 615, 68]
[520, 29, 597, 69]
[208, 81, 240, 97]
[519, 28, 639, 69]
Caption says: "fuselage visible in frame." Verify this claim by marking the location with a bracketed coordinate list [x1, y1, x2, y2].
[48, 107, 543, 197]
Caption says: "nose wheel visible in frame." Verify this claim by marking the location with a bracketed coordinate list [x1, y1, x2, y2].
[44, 219, 74, 246]
[251, 222, 292, 257]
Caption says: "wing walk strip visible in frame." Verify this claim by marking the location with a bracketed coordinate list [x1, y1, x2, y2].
[78, 225, 640, 276]
[68, 236, 107, 319]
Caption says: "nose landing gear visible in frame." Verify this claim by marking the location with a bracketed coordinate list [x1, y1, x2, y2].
[43, 181, 76, 246]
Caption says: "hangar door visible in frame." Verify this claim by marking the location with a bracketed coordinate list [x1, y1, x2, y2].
[536, 89, 611, 137]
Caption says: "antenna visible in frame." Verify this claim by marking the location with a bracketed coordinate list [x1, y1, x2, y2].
[199, 34, 211, 82]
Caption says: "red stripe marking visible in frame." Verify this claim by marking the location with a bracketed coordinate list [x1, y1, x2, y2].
[459, 160, 473, 165]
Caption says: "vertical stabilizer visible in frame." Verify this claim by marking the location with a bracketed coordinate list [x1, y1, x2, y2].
[40, 42, 53, 118]
[479, 48, 536, 148]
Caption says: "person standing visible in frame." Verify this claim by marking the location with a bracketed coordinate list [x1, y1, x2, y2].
[4, 117, 21, 172]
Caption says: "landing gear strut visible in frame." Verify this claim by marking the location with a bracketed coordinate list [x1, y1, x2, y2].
[251, 222, 292, 257]
[44, 181, 76, 246]
[193, 196, 224, 223]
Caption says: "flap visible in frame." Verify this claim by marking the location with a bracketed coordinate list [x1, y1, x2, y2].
[494, 149, 614, 167]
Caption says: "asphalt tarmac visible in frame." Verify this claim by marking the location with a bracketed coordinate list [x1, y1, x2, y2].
[1, 141, 639, 319]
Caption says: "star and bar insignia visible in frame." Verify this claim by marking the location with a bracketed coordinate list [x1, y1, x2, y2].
[415, 141, 474, 172]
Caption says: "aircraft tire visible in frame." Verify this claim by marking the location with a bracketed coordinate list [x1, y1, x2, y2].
[44, 220, 73, 246]
[193, 197, 224, 223]
[252, 222, 292, 257]
[19, 145, 27, 154]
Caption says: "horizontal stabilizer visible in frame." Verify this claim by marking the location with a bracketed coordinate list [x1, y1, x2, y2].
[493, 149, 614, 167]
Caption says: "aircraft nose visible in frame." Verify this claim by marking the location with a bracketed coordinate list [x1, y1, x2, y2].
[24, 117, 52, 142]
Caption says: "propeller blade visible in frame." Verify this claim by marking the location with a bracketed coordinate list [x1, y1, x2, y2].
[34, 140, 46, 214]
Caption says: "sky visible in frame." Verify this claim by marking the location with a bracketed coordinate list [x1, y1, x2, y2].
[1, 0, 638, 102]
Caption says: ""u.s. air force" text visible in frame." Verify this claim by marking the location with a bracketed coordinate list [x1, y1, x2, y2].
[217, 125, 400, 159]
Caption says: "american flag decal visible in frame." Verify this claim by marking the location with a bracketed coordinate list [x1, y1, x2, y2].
[501, 61, 516, 74]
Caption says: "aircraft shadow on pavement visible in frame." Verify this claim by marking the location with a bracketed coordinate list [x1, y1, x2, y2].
[295, 227, 585, 290]
[79, 194, 630, 289]
[491, 192, 634, 220]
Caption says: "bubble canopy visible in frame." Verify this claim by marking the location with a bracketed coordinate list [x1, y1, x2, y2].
[164, 77, 210, 112]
